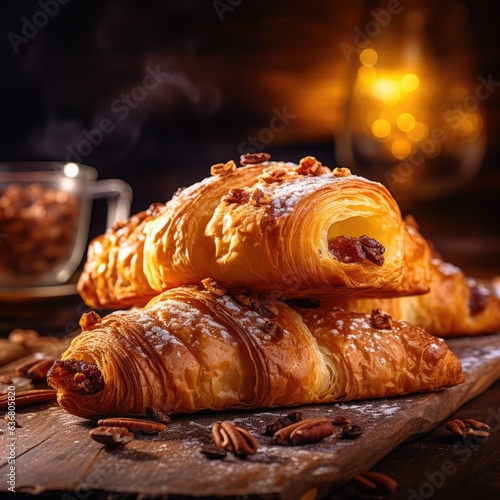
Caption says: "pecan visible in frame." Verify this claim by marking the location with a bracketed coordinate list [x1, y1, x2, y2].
[332, 167, 352, 177]
[145, 406, 172, 425]
[259, 166, 289, 183]
[79, 311, 102, 331]
[89, 426, 134, 446]
[286, 411, 304, 423]
[240, 152, 271, 166]
[8, 328, 40, 347]
[212, 421, 258, 456]
[210, 160, 237, 176]
[199, 443, 227, 460]
[273, 418, 334, 446]
[239, 291, 279, 316]
[201, 278, 227, 297]
[255, 296, 279, 318]
[264, 412, 304, 436]
[296, 156, 331, 176]
[231, 289, 255, 308]
[446, 418, 490, 438]
[445, 419, 467, 436]
[464, 419, 491, 436]
[222, 188, 250, 204]
[370, 309, 394, 330]
[340, 424, 364, 440]
[250, 187, 272, 205]
[332, 415, 352, 427]
[352, 471, 398, 496]
[0, 389, 57, 410]
[16, 357, 56, 381]
[97, 417, 167, 434]
[263, 321, 284, 341]
[328, 235, 385, 266]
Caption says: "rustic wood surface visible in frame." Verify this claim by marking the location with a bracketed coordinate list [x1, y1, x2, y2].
[1, 333, 500, 499]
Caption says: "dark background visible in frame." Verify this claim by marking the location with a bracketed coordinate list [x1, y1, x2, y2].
[1, 0, 499, 278]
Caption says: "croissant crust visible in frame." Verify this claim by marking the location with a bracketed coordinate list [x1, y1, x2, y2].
[48, 285, 464, 419]
[78, 160, 432, 309]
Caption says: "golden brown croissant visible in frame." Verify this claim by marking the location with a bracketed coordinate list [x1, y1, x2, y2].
[47, 284, 464, 420]
[77, 155, 432, 309]
[77, 203, 166, 309]
[324, 253, 500, 337]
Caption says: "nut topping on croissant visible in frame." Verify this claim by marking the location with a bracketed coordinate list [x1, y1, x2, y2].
[77, 157, 432, 310]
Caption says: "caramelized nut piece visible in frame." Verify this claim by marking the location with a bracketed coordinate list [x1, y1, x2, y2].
[79, 311, 102, 331]
[370, 309, 394, 330]
[262, 321, 284, 341]
[201, 278, 227, 297]
[240, 152, 271, 166]
[259, 166, 288, 183]
[89, 426, 134, 446]
[296, 156, 331, 176]
[229, 289, 279, 318]
[210, 160, 237, 176]
[145, 406, 172, 425]
[223, 188, 250, 204]
[212, 421, 258, 456]
[332, 167, 351, 177]
[273, 418, 334, 446]
[250, 187, 272, 205]
[328, 235, 385, 266]
[97, 417, 167, 434]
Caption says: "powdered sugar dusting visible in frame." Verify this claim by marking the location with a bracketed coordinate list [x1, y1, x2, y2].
[133, 298, 239, 357]
[458, 346, 500, 373]
[262, 175, 342, 219]
[216, 294, 289, 344]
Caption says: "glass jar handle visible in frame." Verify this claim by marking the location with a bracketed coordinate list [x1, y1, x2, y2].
[89, 179, 133, 228]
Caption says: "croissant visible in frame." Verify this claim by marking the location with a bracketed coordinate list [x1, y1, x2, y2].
[76, 203, 166, 309]
[77, 155, 432, 310]
[324, 253, 500, 337]
[47, 284, 464, 420]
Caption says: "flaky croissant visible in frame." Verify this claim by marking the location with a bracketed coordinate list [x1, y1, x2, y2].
[325, 254, 500, 337]
[77, 156, 431, 310]
[76, 203, 166, 309]
[47, 284, 464, 420]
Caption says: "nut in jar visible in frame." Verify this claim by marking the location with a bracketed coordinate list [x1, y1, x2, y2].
[0, 162, 132, 288]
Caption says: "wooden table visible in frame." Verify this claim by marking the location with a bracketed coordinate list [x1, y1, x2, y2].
[1, 294, 500, 500]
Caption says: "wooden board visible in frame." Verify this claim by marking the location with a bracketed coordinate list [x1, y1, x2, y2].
[1, 333, 500, 499]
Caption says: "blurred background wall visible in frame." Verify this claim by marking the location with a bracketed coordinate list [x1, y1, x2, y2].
[0, 0, 499, 277]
